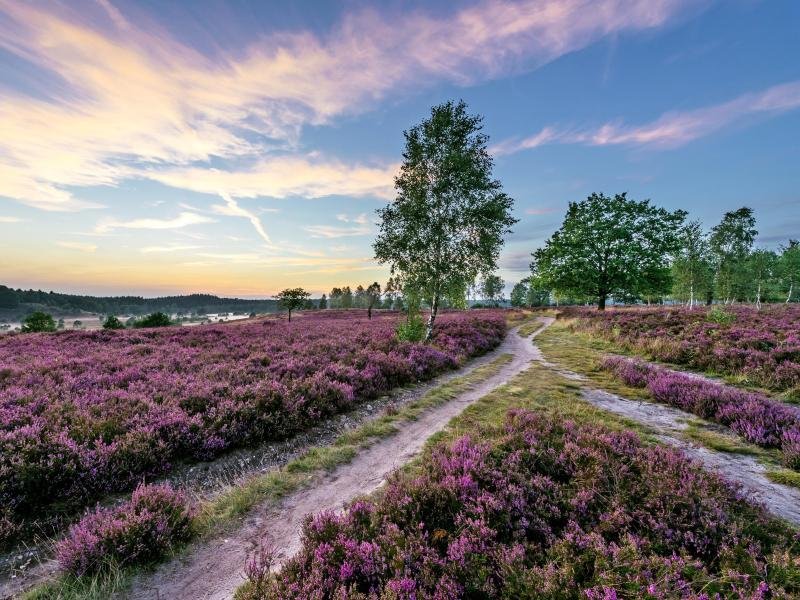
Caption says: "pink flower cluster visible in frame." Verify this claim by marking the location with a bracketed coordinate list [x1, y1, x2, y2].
[567, 305, 800, 394]
[602, 356, 800, 469]
[247, 410, 800, 599]
[0, 310, 506, 547]
[56, 482, 195, 574]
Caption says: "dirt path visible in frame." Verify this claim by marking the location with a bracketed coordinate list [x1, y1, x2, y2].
[122, 322, 546, 600]
[523, 323, 800, 526]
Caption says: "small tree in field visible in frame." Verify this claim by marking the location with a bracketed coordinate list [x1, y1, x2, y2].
[480, 274, 505, 306]
[374, 100, 516, 341]
[21, 311, 56, 333]
[103, 315, 125, 330]
[533, 193, 685, 310]
[134, 312, 172, 328]
[275, 288, 310, 322]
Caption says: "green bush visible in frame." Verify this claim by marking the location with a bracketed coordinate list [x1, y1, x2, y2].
[20, 311, 57, 333]
[396, 313, 426, 342]
[707, 306, 735, 325]
[102, 315, 125, 330]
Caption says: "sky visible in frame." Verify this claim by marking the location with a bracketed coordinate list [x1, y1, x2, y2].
[0, 0, 798, 297]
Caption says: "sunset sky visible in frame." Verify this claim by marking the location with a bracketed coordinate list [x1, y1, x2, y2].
[0, 0, 798, 297]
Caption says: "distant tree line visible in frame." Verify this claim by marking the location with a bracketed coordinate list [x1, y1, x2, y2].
[0, 288, 280, 316]
[512, 193, 798, 310]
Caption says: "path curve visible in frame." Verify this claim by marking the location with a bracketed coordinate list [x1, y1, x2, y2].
[122, 321, 547, 600]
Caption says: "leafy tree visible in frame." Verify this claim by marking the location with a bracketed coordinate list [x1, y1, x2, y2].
[533, 193, 686, 310]
[374, 100, 516, 340]
[21, 311, 57, 333]
[341, 286, 353, 309]
[274, 288, 311, 322]
[318, 293, 328, 309]
[329, 287, 343, 309]
[0, 285, 19, 309]
[671, 220, 714, 308]
[747, 249, 779, 308]
[526, 273, 551, 307]
[103, 315, 125, 330]
[510, 281, 528, 307]
[778, 240, 800, 303]
[480, 274, 505, 306]
[365, 282, 381, 319]
[73, 320, 83, 329]
[709, 207, 757, 303]
[57, 317, 65, 330]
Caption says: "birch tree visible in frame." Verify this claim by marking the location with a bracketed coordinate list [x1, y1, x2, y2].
[779, 240, 800, 303]
[374, 100, 516, 341]
[710, 208, 757, 303]
[747, 249, 778, 308]
[671, 220, 713, 308]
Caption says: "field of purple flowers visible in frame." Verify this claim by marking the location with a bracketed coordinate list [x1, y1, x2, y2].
[243, 409, 800, 599]
[0, 310, 506, 547]
[602, 356, 800, 469]
[566, 305, 800, 396]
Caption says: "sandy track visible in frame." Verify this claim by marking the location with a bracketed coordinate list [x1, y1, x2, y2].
[122, 322, 545, 600]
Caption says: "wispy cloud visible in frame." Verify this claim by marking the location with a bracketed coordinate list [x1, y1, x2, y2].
[336, 213, 370, 225]
[0, 216, 24, 223]
[0, 0, 698, 210]
[95, 211, 214, 233]
[493, 79, 800, 155]
[56, 241, 97, 252]
[524, 206, 560, 216]
[303, 224, 373, 239]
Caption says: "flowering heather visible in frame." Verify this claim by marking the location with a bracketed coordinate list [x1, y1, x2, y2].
[56, 483, 195, 575]
[603, 355, 800, 469]
[244, 410, 800, 599]
[0, 310, 505, 547]
[565, 305, 800, 395]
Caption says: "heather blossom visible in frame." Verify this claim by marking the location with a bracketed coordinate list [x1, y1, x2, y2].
[0, 310, 506, 547]
[243, 410, 800, 599]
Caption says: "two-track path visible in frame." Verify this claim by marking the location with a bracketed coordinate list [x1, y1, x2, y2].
[122, 322, 546, 600]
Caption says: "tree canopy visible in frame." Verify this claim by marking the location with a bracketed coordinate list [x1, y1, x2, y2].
[21, 311, 57, 333]
[275, 288, 311, 321]
[533, 192, 686, 310]
[374, 100, 516, 339]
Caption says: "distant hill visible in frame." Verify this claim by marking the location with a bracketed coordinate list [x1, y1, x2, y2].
[0, 284, 279, 319]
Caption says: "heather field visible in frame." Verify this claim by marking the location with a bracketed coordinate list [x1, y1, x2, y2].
[565, 305, 800, 397]
[0, 310, 506, 548]
[241, 409, 800, 599]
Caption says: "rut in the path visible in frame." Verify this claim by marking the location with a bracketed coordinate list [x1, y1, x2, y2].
[122, 322, 546, 600]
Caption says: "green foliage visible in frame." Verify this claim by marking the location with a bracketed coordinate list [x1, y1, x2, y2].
[710, 207, 757, 303]
[133, 312, 172, 328]
[707, 306, 735, 325]
[533, 192, 686, 310]
[102, 315, 124, 330]
[479, 273, 504, 306]
[510, 281, 527, 307]
[374, 100, 516, 338]
[779, 240, 800, 302]
[0, 285, 19, 309]
[274, 288, 311, 321]
[395, 312, 426, 342]
[21, 311, 57, 333]
[671, 220, 714, 306]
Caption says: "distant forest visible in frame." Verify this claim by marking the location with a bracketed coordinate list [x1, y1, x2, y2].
[0, 285, 279, 318]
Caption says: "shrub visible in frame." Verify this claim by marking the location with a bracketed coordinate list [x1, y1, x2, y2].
[102, 315, 125, 330]
[20, 311, 57, 333]
[707, 306, 735, 325]
[396, 313, 426, 342]
[56, 483, 195, 575]
[247, 410, 800, 598]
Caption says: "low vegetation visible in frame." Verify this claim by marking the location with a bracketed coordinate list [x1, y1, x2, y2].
[0, 311, 505, 548]
[602, 355, 800, 470]
[241, 397, 800, 598]
[565, 304, 800, 397]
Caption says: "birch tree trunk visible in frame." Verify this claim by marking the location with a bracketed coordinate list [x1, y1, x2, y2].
[787, 282, 793, 304]
[424, 293, 439, 342]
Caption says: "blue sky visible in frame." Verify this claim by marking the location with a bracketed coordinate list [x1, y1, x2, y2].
[0, 0, 797, 296]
